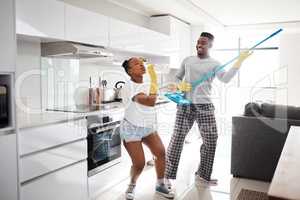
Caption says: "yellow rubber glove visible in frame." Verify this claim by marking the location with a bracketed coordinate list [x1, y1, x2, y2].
[233, 50, 253, 69]
[147, 64, 158, 95]
[177, 81, 192, 92]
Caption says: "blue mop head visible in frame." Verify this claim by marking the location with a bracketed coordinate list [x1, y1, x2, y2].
[164, 91, 191, 105]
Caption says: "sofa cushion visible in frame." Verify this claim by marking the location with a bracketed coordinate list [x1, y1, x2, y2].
[261, 103, 300, 120]
[244, 102, 262, 117]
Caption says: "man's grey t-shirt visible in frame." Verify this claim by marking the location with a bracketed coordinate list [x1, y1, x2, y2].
[176, 56, 239, 104]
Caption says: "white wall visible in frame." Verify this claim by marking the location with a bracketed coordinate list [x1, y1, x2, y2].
[280, 33, 300, 106]
[16, 39, 42, 112]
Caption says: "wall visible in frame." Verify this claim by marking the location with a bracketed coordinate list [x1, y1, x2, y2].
[280, 33, 300, 106]
[16, 39, 42, 113]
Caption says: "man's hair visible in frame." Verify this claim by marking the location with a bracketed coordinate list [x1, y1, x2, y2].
[200, 32, 214, 41]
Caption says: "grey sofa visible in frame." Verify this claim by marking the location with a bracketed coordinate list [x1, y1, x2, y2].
[231, 103, 300, 182]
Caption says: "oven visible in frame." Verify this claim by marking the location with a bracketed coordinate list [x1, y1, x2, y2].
[0, 85, 9, 128]
[87, 115, 122, 177]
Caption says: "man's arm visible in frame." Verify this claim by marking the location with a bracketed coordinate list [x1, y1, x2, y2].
[216, 51, 252, 83]
[216, 67, 239, 83]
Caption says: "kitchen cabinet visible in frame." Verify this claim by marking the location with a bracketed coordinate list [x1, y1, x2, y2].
[109, 18, 144, 52]
[140, 27, 172, 56]
[16, 0, 65, 39]
[0, 131, 19, 200]
[150, 16, 191, 68]
[109, 18, 171, 56]
[65, 4, 109, 46]
[19, 118, 88, 200]
[20, 139, 87, 183]
[19, 118, 87, 155]
[0, 0, 16, 72]
[21, 160, 88, 200]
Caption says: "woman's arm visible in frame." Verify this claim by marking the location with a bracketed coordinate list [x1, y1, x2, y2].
[133, 92, 157, 107]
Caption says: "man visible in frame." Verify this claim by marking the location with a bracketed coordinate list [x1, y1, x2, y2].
[165, 32, 251, 188]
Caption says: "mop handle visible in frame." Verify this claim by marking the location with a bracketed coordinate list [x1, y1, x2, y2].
[191, 28, 283, 88]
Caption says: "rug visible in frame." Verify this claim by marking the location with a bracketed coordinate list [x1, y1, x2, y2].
[236, 189, 269, 200]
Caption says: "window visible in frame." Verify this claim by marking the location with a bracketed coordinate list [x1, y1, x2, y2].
[211, 31, 280, 88]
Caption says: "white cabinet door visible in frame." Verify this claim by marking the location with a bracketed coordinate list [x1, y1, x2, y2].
[21, 161, 88, 200]
[140, 27, 171, 56]
[20, 118, 87, 155]
[20, 139, 87, 183]
[0, 131, 18, 200]
[65, 4, 109, 46]
[0, 0, 15, 72]
[109, 18, 145, 52]
[16, 0, 64, 39]
[150, 16, 191, 68]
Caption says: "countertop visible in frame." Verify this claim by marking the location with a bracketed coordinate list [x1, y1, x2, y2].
[17, 102, 125, 129]
[17, 99, 171, 129]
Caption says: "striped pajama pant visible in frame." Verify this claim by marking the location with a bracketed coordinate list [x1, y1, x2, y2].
[165, 103, 218, 181]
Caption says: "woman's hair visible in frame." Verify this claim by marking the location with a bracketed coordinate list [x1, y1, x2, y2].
[122, 59, 130, 74]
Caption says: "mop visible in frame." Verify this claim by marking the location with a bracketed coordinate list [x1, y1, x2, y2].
[164, 28, 283, 105]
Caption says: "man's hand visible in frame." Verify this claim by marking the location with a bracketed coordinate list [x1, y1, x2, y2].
[233, 50, 253, 69]
[166, 82, 192, 92]
[177, 81, 192, 92]
[167, 83, 178, 92]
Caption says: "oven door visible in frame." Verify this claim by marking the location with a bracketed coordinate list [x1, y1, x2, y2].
[0, 85, 8, 128]
[87, 122, 121, 176]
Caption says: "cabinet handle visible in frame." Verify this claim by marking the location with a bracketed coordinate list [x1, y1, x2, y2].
[0, 129, 14, 136]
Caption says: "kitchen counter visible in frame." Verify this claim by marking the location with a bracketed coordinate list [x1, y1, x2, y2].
[17, 99, 171, 130]
[17, 102, 125, 129]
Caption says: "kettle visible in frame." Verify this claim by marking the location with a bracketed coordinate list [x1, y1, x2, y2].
[114, 81, 125, 101]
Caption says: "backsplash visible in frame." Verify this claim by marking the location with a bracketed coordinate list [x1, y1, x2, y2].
[16, 39, 42, 113]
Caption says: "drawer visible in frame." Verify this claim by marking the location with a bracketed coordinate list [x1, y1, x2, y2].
[20, 118, 87, 155]
[20, 139, 87, 183]
[21, 160, 88, 200]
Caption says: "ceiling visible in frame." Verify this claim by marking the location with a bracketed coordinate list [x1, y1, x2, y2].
[108, 0, 300, 27]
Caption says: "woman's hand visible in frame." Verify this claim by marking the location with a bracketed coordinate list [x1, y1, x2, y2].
[147, 64, 158, 95]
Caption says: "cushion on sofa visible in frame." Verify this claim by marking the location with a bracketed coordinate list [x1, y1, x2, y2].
[244, 102, 262, 117]
[261, 103, 300, 120]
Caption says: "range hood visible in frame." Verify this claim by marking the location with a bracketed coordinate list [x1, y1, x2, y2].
[41, 41, 113, 59]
